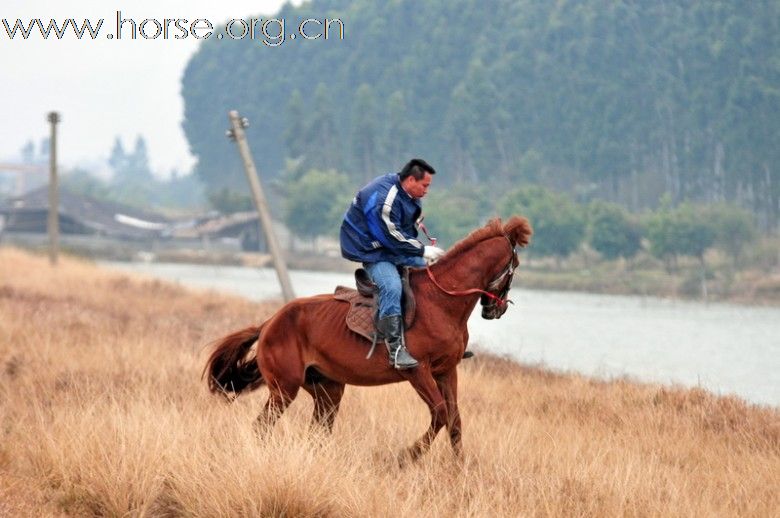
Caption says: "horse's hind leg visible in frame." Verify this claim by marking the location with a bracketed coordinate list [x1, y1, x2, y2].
[401, 365, 448, 464]
[252, 323, 305, 434]
[302, 374, 345, 433]
[254, 382, 300, 434]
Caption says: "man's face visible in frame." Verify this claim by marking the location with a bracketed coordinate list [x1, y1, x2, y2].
[402, 172, 433, 199]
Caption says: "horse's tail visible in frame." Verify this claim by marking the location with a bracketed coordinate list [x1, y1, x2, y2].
[202, 324, 265, 397]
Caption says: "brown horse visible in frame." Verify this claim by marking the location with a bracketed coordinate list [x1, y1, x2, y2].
[204, 216, 532, 461]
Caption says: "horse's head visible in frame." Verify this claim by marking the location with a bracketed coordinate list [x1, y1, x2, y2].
[480, 216, 532, 320]
[425, 215, 532, 320]
[480, 247, 518, 320]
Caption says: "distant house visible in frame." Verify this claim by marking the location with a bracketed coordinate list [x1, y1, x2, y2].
[169, 211, 272, 252]
[0, 187, 169, 240]
[0, 188, 293, 255]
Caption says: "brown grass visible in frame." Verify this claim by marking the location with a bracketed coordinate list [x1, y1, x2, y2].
[1, 246, 778, 517]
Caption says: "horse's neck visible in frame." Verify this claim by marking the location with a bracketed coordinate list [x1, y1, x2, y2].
[440, 238, 507, 286]
[421, 238, 506, 320]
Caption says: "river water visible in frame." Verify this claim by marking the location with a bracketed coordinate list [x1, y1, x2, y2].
[104, 261, 780, 408]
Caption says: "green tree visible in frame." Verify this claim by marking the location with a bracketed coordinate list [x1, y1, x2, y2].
[284, 90, 307, 160]
[207, 188, 253, 214]
[443, 83, 476, 183]
[108, 136, 128, 180]
[499, 186, 585, 264]
[587, 201, 642, 261]
[107, 135, 155, 206]
[61, 168, 110, 199]
[381, 91, 413, 169]
[672, 204, 716, 265]
[110, 135, 154, 185]
[305, 84, 341, 171]
[511, 148, 545, 184]
[284, 169, 351, 244]
[703, 203, 757, 268]
[351, 84, 377, 182]
[154, 173, 206, 210]
[421, 187, 485, 248]
[645, 201, 679, 272]
[128, 136, 154, 182]
[646, 201, 716, 271]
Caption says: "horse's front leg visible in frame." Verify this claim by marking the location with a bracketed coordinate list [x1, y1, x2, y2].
[400, 364, 448, 465]
[436, 368, 462, 458]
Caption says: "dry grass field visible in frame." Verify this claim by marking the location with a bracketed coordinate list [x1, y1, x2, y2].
[0, 247, 778, 517]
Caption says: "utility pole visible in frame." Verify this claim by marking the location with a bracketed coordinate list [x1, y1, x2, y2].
[47, 111, 60, 266]
[227, 110, 295, 302]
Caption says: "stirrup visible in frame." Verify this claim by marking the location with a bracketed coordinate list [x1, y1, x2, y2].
[375, 315, 418, 369]
[389, 344, 418, 370]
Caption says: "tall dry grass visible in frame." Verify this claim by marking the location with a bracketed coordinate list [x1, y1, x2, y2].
[0, 246, 778, 517]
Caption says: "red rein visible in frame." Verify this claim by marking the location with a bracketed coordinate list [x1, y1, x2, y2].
[425, 266, 509, 307]
[420, 225, 513, 308]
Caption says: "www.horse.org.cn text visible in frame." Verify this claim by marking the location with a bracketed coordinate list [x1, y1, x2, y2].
[1, 11, 345, 47]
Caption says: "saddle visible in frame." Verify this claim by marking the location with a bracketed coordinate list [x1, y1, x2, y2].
[333, 268, 417, 343]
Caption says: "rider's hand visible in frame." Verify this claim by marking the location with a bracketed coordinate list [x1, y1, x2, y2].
[423, 245, 445, 264]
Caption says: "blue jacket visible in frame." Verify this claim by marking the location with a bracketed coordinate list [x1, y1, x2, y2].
[340, 173, 425, 264]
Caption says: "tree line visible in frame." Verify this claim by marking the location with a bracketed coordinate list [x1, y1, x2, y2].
[282, 167, 759, 271]
[182, 0, 780, 231]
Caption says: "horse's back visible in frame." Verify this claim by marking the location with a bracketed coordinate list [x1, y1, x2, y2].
[262, 292, 349, 341]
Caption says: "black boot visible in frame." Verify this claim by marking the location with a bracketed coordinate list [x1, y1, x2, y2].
[376, 315, 418, 370]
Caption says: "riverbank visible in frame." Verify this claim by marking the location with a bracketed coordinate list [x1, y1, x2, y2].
[202, 247, 780, 306]
[1, 246, 778, 516]
[517, 262, 780, 306]
[293, 249, 780, 306]
[4, 233, 779, 305]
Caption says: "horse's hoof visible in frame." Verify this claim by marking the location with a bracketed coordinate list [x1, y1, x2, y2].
[397, 447, 420, 468]
[452, 449, 465, 467]
[253, 419, 269, 436]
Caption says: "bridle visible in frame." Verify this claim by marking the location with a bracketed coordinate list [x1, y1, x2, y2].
[425, 235, 518, 309]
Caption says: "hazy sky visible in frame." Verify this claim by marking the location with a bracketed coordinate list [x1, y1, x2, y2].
[0, 0, 298, 177]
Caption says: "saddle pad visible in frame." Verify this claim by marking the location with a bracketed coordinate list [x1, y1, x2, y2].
[333, 286, 375, 342]
[333, 286, 416, 343]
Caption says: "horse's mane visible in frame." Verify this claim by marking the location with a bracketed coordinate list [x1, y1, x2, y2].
[431, 215, 532, 270]
[443, 218, 505, 261]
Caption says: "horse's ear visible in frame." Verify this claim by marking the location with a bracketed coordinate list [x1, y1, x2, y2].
[503, 216, 533, 248]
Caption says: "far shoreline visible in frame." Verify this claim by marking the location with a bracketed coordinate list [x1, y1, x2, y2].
[2, 233, 778, 307]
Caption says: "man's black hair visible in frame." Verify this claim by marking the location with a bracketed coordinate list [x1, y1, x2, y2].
[399, 158, 436, 181]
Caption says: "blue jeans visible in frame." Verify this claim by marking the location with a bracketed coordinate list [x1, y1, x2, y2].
[364, 256, 426, 319]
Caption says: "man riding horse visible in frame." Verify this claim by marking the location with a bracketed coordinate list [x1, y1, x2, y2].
[206, 211, 531, 460]
[339, 158, 445, 370]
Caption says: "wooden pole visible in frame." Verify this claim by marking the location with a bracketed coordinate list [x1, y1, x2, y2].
[47, 111, 60, 266]
[227, 110, 295, 302]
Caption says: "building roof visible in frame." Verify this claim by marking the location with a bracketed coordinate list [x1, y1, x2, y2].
[0, 186, 169, 239]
